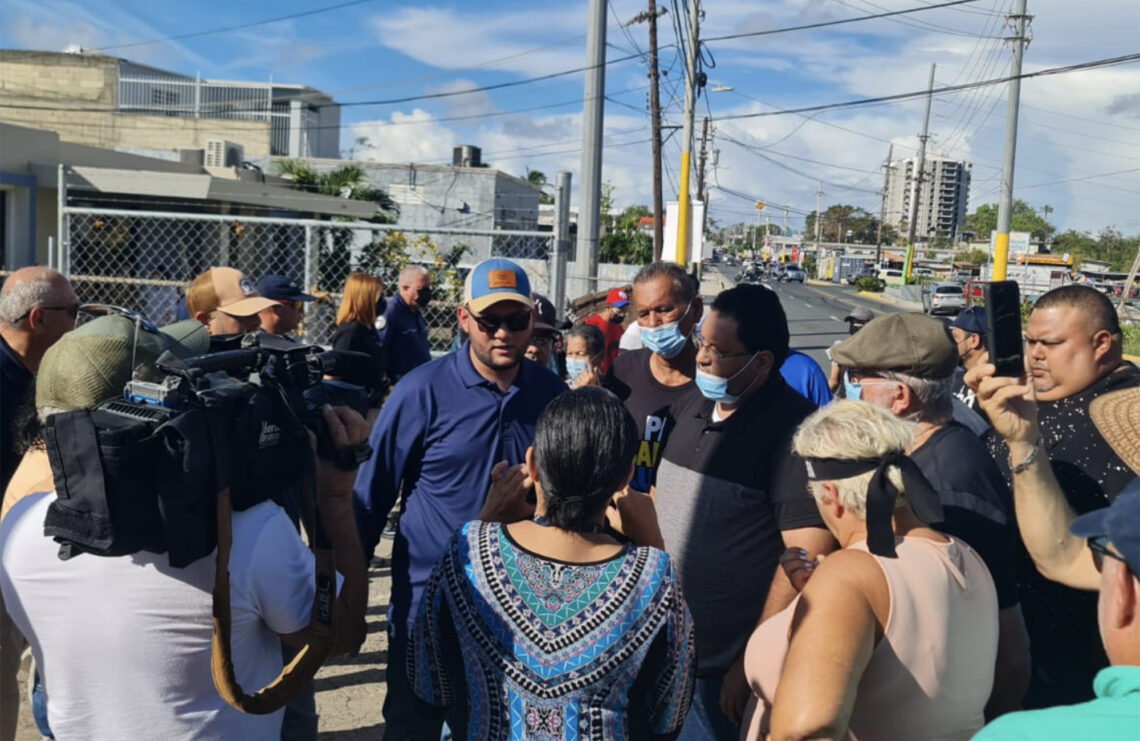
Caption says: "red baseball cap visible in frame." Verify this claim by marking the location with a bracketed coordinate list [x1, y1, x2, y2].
[606, 288, 630, 307]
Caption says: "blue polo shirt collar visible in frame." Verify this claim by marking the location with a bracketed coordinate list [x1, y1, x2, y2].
[456, 341, 537, 396]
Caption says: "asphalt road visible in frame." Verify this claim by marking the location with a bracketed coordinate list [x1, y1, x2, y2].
[704, 265, 903, 369]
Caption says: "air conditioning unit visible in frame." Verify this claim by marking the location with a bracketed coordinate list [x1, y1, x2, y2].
[205, 139, 245, 168]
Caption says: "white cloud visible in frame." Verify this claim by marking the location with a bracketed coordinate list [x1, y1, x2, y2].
[427, 79, 496, 118]
[371, 6, 588, 76]
[350, 109, 458, 164]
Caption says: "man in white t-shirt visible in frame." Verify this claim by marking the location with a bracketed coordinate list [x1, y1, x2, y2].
[0, 316, 368, 740]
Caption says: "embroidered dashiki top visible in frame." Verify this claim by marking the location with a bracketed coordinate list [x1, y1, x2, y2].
[409, 520, 696, 740]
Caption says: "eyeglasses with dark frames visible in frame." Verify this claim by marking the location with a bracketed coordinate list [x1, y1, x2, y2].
[12, 304, 81, 323]
[468, 309, 532, 334]
[1088, 536, 1127, 573]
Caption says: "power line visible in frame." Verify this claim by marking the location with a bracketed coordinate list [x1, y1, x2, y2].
[703, 0, 989, 42]
[715, 53, 1140, 122]
[832, 0, 994, 38]
[0, 50, 658, 116]
[91, 0, 380, 52]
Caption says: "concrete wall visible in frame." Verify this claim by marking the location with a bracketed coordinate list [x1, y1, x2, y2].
[253, 157, 542, 262]
[0, 51, 271, 158]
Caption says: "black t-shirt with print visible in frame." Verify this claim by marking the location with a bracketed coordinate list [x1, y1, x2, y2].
[606, 348, 696, 493]
[986, 362, 1140, 708]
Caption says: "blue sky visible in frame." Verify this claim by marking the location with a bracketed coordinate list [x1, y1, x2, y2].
[2, 0, 1138, 235]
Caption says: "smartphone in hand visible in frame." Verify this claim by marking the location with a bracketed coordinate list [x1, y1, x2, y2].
[983, 281, 1025, 377]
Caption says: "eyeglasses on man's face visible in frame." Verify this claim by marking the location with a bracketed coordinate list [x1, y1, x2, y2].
[1088, 536, 1127, 573]
[468, 309, 531, 334]
[14, 304, 81, 323]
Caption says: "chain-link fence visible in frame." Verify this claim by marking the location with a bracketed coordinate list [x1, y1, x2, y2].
[58, 207, 556, 352]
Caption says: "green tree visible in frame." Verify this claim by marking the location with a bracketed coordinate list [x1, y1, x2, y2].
[274, 160, 400, 290]
[600, 204, 653, 265]
[804, 205, 880, 244]
[274, 160, 398, 222]
[525, 168, 554, 205]
[962, 201, 1055, 242]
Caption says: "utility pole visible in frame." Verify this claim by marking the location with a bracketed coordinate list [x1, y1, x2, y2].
[629, 4, 667, 260]
[905, 63, 936, 284]
[577, 0, 607, 293]
[993, 0, 1032, 282]
[814, 183, 823, 278]
[674, 0, 700, 267]
[1120, 247, 1140, 314]
[696, 116, 710, 202]
[876, 143, 893, 267]
[551, 171, 572, 319]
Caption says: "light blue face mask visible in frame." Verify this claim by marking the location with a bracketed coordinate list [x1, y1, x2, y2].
[565, 357, 591, 381]
[695, 353, 758, 404]
[844, 371, 863, 401]
[641, 302, 694, 358]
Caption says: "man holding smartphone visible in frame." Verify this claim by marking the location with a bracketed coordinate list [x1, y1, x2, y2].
[982, 284, 1140, 709]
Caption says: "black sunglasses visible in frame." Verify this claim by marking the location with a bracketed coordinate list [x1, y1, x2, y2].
[468, 310, 531, 334]
[1088, 536, 1127, 573]
[13, 304, 80, 323]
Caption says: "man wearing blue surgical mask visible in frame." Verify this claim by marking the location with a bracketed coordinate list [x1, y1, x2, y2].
[606, 262, 702, 493]
[612, 283, 837, 740]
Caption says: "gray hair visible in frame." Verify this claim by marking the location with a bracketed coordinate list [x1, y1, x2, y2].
[0, 267, 60, 324]
[793, 400, 917, 518]
[567, 323, 605, 359]
[398, 264, 430, 287]
[879, 370, 954, 425]
[633, 261, 697, 302]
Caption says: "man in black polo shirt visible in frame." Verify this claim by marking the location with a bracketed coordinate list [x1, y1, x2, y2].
[607, 262, 702, 493]
[653, 284, 836, 740]
[0, 267, 78, 493]
[984, 284, 1140, 708]
[832, 312, 1030, 718]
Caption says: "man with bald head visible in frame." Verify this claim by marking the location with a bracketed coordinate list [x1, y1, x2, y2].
[984, 284, 1140, 709]
[0, 267, 77, 491]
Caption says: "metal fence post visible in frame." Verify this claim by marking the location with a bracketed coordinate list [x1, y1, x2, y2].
[551, 171, 572, 319]
[303, 224, 314, 293]
[56, 164, 68, 276]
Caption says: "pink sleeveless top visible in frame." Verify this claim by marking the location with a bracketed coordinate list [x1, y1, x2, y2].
[741, 537, 998, 741]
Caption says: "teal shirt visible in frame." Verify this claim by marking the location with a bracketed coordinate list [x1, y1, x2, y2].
[973, 666, 1140, 740]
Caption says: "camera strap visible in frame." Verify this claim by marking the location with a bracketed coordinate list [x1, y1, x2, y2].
[205, 412, 337, 715]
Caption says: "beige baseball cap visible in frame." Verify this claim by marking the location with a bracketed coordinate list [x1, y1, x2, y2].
[186, 267, 276, 318]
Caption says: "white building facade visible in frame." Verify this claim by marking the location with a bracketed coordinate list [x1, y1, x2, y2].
[882, 153, 972, 240]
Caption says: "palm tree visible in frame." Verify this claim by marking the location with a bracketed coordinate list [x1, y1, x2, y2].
[525, 168, 554, 205]
[274, 160, 399, 223]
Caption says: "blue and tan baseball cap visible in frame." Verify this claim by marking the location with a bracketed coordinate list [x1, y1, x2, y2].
[464, 259, 534, 314]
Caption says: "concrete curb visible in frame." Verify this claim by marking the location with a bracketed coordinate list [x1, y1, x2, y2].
[855, 291, 923, 312]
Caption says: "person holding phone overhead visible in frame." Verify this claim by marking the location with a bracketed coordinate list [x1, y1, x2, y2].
[980, 284, 1140, 709]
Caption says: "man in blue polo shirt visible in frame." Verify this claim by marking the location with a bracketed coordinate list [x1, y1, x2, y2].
[354, 258, 565, 739]
[378, 265, 433, 382]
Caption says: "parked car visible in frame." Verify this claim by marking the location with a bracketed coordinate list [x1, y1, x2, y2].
[880, 268, 905, 285]
[846, 268, 884, 288]
[780, 267, 806, 283]
[922, 283, 968, 315]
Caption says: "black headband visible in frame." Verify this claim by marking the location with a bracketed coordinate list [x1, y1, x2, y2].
[805, 452, 943, 558]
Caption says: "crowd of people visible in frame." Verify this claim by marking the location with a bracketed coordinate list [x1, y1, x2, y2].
[0, 256, 1136, 741]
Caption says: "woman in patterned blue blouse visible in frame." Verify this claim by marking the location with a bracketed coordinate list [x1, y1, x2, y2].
[410, 386, 696, 740]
